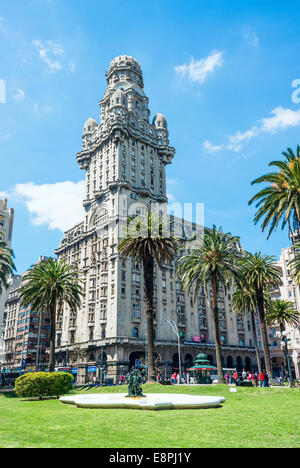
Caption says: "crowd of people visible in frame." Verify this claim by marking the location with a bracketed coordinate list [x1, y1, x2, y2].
[224, 370, 271, 387]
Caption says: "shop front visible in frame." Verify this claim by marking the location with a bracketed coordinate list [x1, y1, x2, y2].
[87, 366, 97, 383]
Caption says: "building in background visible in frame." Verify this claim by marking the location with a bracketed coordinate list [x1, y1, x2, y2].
[266, 245, 300, 379]
[1, 275, 22, 371]
[0, 198, 15, 367]
[55, 55, 257, 384]
[1, 258, 51, 374]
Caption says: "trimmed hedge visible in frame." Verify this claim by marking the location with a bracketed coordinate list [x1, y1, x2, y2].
[15, 372, 73, 399]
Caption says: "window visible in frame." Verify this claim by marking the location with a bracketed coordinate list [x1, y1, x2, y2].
[132, 327, 139, 338]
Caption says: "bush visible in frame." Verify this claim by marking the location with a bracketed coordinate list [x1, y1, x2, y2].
[15, 372, 73, 400]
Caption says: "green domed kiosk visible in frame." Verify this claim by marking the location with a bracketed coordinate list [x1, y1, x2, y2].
[187, 353, 217, 384]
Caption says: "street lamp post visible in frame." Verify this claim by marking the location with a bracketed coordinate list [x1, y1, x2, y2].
[100, 341, 104, 386]
[64, 341, 69, 368]
[164, 320, 182, 384]
[277, 330, 293, 386]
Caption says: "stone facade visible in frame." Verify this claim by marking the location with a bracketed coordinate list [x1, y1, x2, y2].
[54, 55, 257, 384]
[0, 198, 15, 367]
[266, 245, 300, 378]
[1, 258, 51, 372]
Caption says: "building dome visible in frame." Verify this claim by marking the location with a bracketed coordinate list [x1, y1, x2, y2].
[152, 113, 167, 130]
[106, 55, 144, 88]
[108, 55, 142, 75]
[83, 117, 97, 135]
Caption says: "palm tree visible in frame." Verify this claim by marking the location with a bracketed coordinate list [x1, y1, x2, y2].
[177, 226, 241, 384]
[232, 284, 265, 375]
[19, 258, 83, 372]
[265, 299, 300, 374]
[238, 253, 282, 377]
[118, 211, 177, 381]
[265, 299, 300, 333]
[0, 241, 16, 294]
[248, 146, 300, 244]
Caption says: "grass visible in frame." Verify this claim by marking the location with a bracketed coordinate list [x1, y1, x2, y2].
[0, 384, 299, 448]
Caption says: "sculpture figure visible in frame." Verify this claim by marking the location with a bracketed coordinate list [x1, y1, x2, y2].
[125, 369, 146, 398]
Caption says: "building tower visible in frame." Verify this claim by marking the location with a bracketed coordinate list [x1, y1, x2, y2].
[55, 56, 256, 384]
[0, 198, 15, 366]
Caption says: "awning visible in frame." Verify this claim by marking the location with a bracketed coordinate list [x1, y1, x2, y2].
[187, 365, 217, 371]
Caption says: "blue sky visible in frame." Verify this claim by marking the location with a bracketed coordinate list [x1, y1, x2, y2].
[1, 0, 300, 273]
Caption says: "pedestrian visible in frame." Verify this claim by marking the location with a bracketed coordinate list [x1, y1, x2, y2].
[242, 369, 247, 380]
[254, 372, 259, 387]
[233, 371, 238, 385]
[156, 372, 161, 383]
[264, 371, 270, 387]
[260, 370, 266, 387]
[171, 372, 177, 384]
[186, 372, 190, 385]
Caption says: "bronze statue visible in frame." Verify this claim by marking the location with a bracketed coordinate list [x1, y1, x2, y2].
[125, 369, 146, 398]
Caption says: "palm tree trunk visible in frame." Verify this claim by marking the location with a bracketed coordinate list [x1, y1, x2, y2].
[255, 286, 272, 377]
[251, 310, 262, 375]
[49, 297, 57, 373]
[143, 256, 156, 382]
[211, 271, 225, 384]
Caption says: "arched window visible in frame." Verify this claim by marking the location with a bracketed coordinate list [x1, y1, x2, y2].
[132, 327, 139, 338]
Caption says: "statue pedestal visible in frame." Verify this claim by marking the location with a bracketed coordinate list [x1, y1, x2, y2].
[60, 393, 225, 410]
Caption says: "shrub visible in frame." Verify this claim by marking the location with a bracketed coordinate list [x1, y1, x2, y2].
[15, 372, 73, 400]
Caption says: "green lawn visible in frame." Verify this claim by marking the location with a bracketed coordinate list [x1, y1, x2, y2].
[0, 384, 299, 448]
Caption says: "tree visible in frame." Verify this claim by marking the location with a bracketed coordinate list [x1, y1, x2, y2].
[118, 211, 177, 382]
[265, 299, 300, 374]
[0, 241, 16, 294]
[19, 258, 83, 372]
[177, 226, 241, 384]
[232, 283, 265, 375]
[248, 146, 300, 244]
[265, 299, 300, 333]
[238, 253, 282, 377]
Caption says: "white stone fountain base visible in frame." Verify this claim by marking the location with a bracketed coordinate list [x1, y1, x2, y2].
[60, 393, 225, 410]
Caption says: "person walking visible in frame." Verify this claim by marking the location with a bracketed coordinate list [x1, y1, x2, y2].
[260, 370, 266, 387]
[254, 372, 259, 387]
[156, 372, 161, 383]
[264, 371, 270, 387]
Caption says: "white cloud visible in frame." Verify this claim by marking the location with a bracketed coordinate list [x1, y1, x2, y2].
[34, 103, 53, 113]
[227, 127, 259, 152]
[175, 51, 223, 84]
[13, 88, 25, 102]
[242, 26, 259, 46]
[12, 181, 85, 231]
[32, 40, 67, 73]
[204, 106, 300, 154]
[260, 106, 300, 133]
[203, 140, 225, 153]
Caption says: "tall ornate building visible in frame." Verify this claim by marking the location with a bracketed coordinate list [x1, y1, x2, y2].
[55, 55, 256, 384]
[0, 198, 15, 367]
